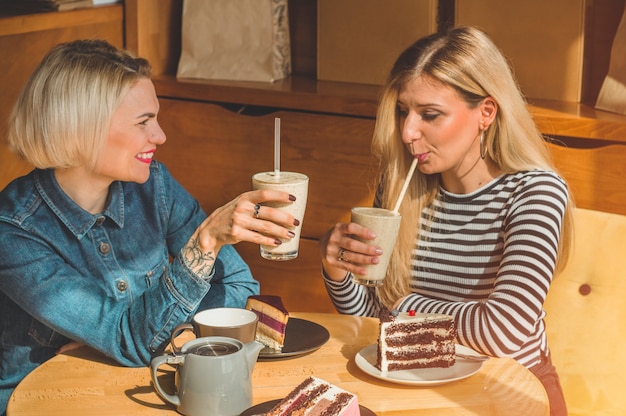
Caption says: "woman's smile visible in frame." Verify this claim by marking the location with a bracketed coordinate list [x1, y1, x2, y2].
[136, 149, 156, 164]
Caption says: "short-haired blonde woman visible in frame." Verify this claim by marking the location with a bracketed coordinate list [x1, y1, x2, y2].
[319, 26, 572, 415]
[0, 39, 300, 414]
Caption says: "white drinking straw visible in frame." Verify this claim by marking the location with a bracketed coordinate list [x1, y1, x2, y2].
[274, 117, 281, 177]
[392, 157, 418, 213]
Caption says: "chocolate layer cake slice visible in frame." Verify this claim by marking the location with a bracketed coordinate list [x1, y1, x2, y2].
[376, 309, 456, 372]
[263, 376, 359, 416]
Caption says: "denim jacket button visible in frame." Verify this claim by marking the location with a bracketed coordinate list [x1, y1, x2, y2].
[99, 242, 111, 255]
[117, 280, 128, 292]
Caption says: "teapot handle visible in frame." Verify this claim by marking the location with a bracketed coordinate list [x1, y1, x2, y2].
[170, 322, 196, 353]
[150, 354, 184, 407]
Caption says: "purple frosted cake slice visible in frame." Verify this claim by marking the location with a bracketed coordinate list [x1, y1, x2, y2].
[246, 295, 289, 350]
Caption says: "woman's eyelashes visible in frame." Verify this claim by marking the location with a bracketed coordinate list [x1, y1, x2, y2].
[397, 108, 440, 122]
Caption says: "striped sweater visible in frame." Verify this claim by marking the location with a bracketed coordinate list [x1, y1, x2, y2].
[324, 170, 568, 368]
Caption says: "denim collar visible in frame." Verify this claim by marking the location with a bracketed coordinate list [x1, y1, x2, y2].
[34, 169, 125, 239]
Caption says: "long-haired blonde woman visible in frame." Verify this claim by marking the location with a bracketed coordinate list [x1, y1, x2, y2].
[319, 26, 572, 415]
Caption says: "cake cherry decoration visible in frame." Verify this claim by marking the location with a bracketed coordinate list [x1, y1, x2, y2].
[409, 309, 416, 316]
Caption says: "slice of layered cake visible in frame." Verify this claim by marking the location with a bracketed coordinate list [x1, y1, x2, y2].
[245, 295, 289, 350]
[376, 309, 456, 372]
[263, 376, 359, 416]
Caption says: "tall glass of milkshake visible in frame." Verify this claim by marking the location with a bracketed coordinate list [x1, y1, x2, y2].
[252, 171, 309, 261]
[350, 207, 401, 286]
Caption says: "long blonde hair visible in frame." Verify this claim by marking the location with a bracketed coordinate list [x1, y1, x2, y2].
[372, 26, 574, 309]
[9, 39, 152, 170]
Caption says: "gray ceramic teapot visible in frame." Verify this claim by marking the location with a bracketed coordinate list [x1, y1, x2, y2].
[150, 336, 264, 416]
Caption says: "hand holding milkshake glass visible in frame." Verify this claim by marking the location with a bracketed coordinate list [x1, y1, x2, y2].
[252, 118, 308, 261]
[350, 158, 418, 286]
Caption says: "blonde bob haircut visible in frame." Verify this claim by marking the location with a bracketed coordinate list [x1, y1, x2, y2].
[9, 39, 151, 170]
[372, 26, 574, 309]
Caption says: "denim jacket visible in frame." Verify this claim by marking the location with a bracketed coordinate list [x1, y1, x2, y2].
[0, 162, 259, 414]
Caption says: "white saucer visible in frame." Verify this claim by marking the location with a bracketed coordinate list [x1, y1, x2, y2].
[355, 344, 484, 386]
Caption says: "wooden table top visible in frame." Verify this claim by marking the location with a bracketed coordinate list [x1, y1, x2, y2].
[7, 312, 549, 416]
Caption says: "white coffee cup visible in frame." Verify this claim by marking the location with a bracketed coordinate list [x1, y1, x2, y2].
[170, 307, 258, 352]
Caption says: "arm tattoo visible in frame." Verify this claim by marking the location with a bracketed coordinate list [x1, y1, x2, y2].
[182, 235, 215, 279]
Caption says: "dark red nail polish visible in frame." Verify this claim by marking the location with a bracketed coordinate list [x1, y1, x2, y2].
[293, 219, 300, 226]
[274, 239, 283, 245]
[289, 194, 296, 201]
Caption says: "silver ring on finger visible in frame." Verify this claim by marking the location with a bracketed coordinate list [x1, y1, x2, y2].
[254, 203, 261, 219]
[337, 248, 347, 262]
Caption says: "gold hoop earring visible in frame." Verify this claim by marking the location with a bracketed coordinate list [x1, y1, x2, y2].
[479, 131, 487, 160]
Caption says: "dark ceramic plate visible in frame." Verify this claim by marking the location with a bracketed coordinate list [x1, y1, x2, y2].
[258, 318, 330, 360]
[240, 399, 376, 416]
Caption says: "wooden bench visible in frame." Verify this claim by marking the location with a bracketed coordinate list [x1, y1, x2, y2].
[541, 141, 626, 415]
[544, 207, 626, 415]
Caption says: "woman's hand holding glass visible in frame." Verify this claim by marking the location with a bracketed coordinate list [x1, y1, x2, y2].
[318, 221, 383, 282]
[181, 189, 299, 276]
[203, 189, 300, 247]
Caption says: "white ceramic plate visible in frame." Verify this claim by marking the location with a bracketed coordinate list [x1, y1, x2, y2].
[355, 344, 484, 386]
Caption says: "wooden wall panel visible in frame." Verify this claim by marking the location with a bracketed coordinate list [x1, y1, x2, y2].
[0, 6, 124, 190]
[154, 98, 377, 312]
[124, 0, 317, 78]
[154, 98, 377, 239]
[456, 0, 586, 102]
[318, 0, 437, 85]
[548, 142, 626, 216]
[456, 0, 626, 105]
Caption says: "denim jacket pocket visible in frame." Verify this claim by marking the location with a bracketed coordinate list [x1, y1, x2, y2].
[28, 318, 70, 349]
[145, 256, 169, 287]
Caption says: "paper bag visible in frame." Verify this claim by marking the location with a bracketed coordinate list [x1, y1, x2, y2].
[177, 0, 291, 83]
[595, 7, 626, 115]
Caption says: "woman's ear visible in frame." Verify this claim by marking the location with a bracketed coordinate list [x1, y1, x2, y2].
[480, 97, 498, 128]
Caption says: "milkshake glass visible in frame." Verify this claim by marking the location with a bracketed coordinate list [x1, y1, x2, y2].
[350, 207, 401, 286]
[252, 171, 308, 260]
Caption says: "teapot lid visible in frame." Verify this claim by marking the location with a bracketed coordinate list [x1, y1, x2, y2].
[186, 340, 240, 357]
